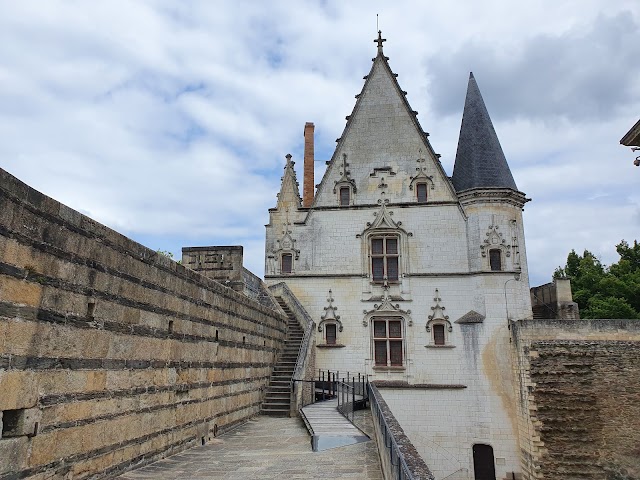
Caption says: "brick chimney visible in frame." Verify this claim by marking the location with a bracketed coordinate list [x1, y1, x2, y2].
[303, 122, 315, 207]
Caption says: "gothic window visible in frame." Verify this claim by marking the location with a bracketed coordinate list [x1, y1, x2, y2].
[340, 186, 351, 206]
[371, 236, 399, 282]
[489, 249, 502, 271]
[373, 317, 404, 366]
[433, 324, 445, 345]
[325, 324, 337, 345]
[281, 253, 293, 274]
[416, 183, 428, 203]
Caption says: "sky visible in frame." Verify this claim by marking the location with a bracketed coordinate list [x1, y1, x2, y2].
[1, 0, 639, 286]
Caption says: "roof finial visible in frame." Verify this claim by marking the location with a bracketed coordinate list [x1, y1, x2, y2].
[375, 30, 386, 54]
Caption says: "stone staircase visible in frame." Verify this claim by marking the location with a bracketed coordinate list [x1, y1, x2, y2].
[260, 297, 304, 416]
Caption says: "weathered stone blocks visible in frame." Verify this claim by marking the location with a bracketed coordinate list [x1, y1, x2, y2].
[0, 167, 286, 478]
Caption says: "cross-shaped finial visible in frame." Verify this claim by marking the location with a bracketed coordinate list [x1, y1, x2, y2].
[375, 30, 386, 53]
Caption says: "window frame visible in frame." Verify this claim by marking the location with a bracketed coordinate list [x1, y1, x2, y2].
[339, 186, 351, 206]
[281, 253, 293, 274]
[433, 324, 445, 345]
[370, 235, 400, 283]
[372, 316, 404, 367]
[416, 182, 428, 203]
[489, 249, 502, 271]
[425, 318, 454, 348]
[325, 323, 337, 345]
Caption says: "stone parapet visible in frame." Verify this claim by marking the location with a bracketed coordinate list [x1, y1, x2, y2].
[0, 167, 287, 479]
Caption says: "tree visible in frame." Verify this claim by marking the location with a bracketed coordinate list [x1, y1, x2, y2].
[554, 240, 640, 319]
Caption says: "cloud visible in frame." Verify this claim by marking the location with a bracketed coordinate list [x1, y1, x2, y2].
[424, 12, 640, 122]
[0, 0, 638, 289]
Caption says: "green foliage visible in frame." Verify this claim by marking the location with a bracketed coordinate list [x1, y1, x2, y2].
[156, 249, 181, 264]
[554, 240, 640, 319]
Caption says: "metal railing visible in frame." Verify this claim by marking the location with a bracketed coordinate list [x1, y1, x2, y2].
[335, 372, 368, 424]
[369, 383, 435, 480]
[268, 283, 315, 381]
[290, 369, 369, 413]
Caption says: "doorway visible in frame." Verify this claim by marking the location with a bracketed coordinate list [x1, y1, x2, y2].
[473, 444, 496, 480]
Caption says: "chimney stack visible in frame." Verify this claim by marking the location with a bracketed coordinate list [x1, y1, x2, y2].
[303, 122, 315, 207]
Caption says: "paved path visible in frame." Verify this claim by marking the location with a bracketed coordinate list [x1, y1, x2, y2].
[117, 414, 383, 480]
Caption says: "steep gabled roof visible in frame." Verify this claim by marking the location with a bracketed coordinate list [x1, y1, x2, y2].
[311, 31, 458, 207]
[451, 73, 518, 192]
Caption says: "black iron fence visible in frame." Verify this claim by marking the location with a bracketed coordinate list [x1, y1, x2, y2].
[290, 369, 369, 414]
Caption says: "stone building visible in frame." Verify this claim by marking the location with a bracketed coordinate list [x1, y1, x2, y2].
[264, 33, 532, 479]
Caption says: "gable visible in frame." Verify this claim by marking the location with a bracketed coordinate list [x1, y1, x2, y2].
[313, 55, 458, 208]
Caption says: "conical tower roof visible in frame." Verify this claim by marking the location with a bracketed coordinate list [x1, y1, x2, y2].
[451, 73, 518, 192]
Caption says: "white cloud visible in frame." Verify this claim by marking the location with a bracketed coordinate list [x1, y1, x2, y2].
[0, 0, 638, 288]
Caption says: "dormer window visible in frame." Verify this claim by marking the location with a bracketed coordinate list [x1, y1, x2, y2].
[340, 186, 351, 206]
[416, 183, 428, 203]
[489, 249, 502, 271]
[281, 253, 293, 274]
[325, 324, 337, 345]
[433, 324, 445, 345]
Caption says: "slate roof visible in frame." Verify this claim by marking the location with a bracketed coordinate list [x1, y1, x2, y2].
[451, 73, 518, 192]
[454, 310, 486, 324]
[620, 118, 640, 147]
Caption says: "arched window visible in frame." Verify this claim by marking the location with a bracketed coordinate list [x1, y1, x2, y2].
[426, 318, 453, 347]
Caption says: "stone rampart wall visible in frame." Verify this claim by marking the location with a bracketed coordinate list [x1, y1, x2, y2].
[0, 168, 286, 479]
[512, 319, 640, 480]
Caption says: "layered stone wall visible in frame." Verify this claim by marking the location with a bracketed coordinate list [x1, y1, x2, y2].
[0, 168, 286, 479]
[512, 319, 640, 480]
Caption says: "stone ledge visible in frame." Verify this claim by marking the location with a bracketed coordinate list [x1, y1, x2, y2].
[373, 381, 467, 389]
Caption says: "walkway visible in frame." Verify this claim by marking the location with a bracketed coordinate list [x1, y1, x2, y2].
[117, 414, 383, 480]
[301, 398, 369, 451]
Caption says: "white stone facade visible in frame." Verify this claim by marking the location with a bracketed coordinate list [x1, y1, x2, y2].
[265, 42, 532, 479]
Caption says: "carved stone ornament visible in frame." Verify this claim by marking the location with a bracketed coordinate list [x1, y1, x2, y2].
[318, 289, 343, 332]
[409, 155, 435, 191]
[480, 214, 511, 258]
[362, 283, 412, 326]
[426, 289, 452, 332]
[333, 153, 357, 194]
[273, 208, 300, 260]
[357, 201, 412, 237]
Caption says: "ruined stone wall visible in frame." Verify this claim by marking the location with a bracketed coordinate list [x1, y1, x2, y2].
[0, 168, 286, 479]
[512, 319, 640, 480]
